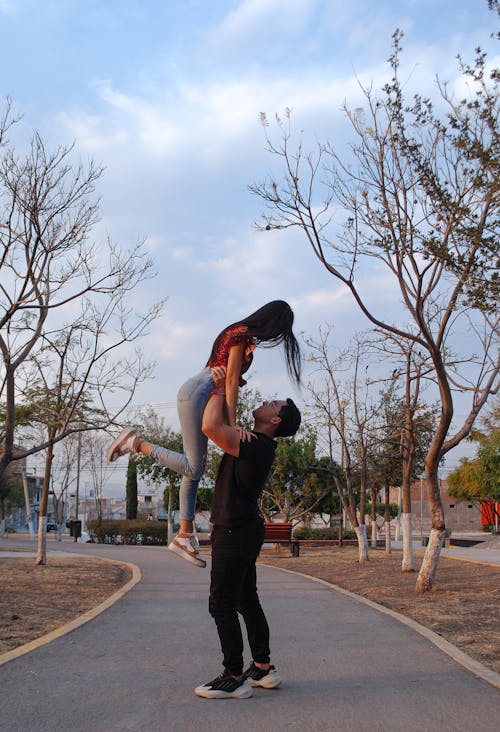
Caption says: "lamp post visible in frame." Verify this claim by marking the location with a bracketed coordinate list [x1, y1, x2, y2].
[73, 431, 82, 542]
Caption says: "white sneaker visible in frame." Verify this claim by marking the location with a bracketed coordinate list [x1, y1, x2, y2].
[106, 427, 140, 462]
[168, 533, 207, 568]
[194, 673, 253, 699]
[244, 662, 281, 688]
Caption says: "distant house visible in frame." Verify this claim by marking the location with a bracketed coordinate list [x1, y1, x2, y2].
[388, 479, 484, 533]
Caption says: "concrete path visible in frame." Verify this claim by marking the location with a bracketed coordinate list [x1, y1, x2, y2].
[0, 540, 499, 732]
[442, 545, 500, 565]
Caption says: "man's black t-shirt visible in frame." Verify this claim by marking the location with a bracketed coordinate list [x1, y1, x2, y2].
[210, 432, 276, 528]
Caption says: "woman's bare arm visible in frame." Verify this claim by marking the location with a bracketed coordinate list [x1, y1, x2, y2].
[225, 341, 246, 427]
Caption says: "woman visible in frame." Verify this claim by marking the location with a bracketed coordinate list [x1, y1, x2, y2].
[106, 300, 302, 567]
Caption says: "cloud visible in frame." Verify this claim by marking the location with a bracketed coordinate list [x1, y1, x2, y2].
[148, 318, 202, 360]
[213, 0, 318, 46]
[53, 71, 377, 181]
[55, 108, 130, 153]
[292, 286, 351, 311]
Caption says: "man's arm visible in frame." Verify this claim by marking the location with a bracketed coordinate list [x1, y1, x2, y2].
[202, 393, 241, 457]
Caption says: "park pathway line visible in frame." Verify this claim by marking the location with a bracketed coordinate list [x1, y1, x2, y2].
[0, 541, 499, 732]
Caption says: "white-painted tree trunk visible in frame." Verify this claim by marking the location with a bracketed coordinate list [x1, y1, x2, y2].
[371, 520, 378, 549]
[401, 512, 415, 572]
[395, 488, 401, 542]
[354, 524, 369, 562]
[416, 527, 445, 592]
[36, 515, 47, 565]
[22, 471, 35, 540]
[385, 520, 391, 554]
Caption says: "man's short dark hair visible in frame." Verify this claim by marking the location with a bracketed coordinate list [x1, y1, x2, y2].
[274, 398, 301, 437]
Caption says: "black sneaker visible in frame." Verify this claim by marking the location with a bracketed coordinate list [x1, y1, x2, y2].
[244, 662, 281, 688]
[194, 672, 253, 699]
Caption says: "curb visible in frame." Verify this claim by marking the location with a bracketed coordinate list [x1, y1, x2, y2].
[441, 552, 500, 567]
[261, 563, 500, 691]
[0, 557, 142, 668]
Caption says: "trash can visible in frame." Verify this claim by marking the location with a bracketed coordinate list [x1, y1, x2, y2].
[70, 520, 82, 538]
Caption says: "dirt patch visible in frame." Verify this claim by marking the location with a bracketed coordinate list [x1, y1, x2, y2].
[258, 545, 500, 674]
[0, 556, 132, 655]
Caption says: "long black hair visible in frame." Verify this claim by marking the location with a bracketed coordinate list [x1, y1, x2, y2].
[207, 300, 302, 385]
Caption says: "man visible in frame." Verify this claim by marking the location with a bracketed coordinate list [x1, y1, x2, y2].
[194, 367, 301, 700]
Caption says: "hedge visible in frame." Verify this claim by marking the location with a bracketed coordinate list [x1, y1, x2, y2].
[293, 526, 357, 540]
[87, 519, 170, 545]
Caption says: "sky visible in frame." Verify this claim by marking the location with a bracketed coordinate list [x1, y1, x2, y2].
[0, 0, 496, 498]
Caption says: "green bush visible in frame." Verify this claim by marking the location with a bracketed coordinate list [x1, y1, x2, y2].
[293, 526, 357, 540]
[87, 519, 169, 545]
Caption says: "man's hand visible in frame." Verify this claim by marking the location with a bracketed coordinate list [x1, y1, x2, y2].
[234, 425, 256, 443]
[211, 365, 226, 391]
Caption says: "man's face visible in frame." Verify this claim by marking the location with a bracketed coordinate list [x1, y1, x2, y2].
[253, 399, 287, 422]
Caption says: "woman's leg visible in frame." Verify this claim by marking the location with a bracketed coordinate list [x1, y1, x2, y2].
[147, 370, 213, 519]
[107, 369, 213, 547]
[175, 370, 213, 525]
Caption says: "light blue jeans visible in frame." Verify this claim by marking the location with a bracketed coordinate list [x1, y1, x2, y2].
[150, 368, 214, 522]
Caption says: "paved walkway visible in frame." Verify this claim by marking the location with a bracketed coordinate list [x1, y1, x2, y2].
[442, 545, 500, 565]
[0, 539, 499, 732]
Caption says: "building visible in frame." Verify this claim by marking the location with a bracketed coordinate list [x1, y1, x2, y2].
[388, 479, 484, 534]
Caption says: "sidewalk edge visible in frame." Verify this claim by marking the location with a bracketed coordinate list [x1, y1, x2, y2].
[261, 563, 500, 691]
[0, 559, 141, 668]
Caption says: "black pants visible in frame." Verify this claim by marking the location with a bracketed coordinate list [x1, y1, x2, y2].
[209, 519, 270, 676]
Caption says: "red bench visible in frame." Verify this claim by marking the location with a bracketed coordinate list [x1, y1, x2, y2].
[263, 522, 300, 557]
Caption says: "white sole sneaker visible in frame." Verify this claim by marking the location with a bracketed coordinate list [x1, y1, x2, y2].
[194, 679, 253, 699]
[168, 537, 207, 568]
[248, 669, 281, 688]
[106, 427, 137, 462]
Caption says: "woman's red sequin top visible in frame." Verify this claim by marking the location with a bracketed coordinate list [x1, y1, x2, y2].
[206, 324, 254, 386]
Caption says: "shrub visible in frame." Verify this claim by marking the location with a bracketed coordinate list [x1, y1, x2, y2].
[87, 519, 169, 545]
[293, 526, 357, 540]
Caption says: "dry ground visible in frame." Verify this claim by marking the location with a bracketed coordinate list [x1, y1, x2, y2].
[0, 544, 498, 676]
[0, 555, 132, 655]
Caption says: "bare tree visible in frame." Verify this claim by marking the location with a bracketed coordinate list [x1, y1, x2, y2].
[251, 31, 499, 591]
[306, 327, 378, 561]
[369, 335, 437, 570]
[83, 431, 111, 524]
[0, 102, 164, 562]
[134, 406, 184, 543]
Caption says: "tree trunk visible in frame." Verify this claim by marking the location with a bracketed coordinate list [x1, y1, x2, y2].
[0, 366, 16, 488]
[36, 441, 54, 565]
[395, 486, 402, 542]
[384, 484, 391, 555]
[354, 524, 369, 563]
[416, 470, 446, 592]
[401, 512, 415, 572]
[416, 526, 445, 592]
[36, 514, 48, 565]
[21, 470, 35, 539]
[370, 485, 377, 548]
[333, 472, 369, 561]
[400, 399, 416, 571]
